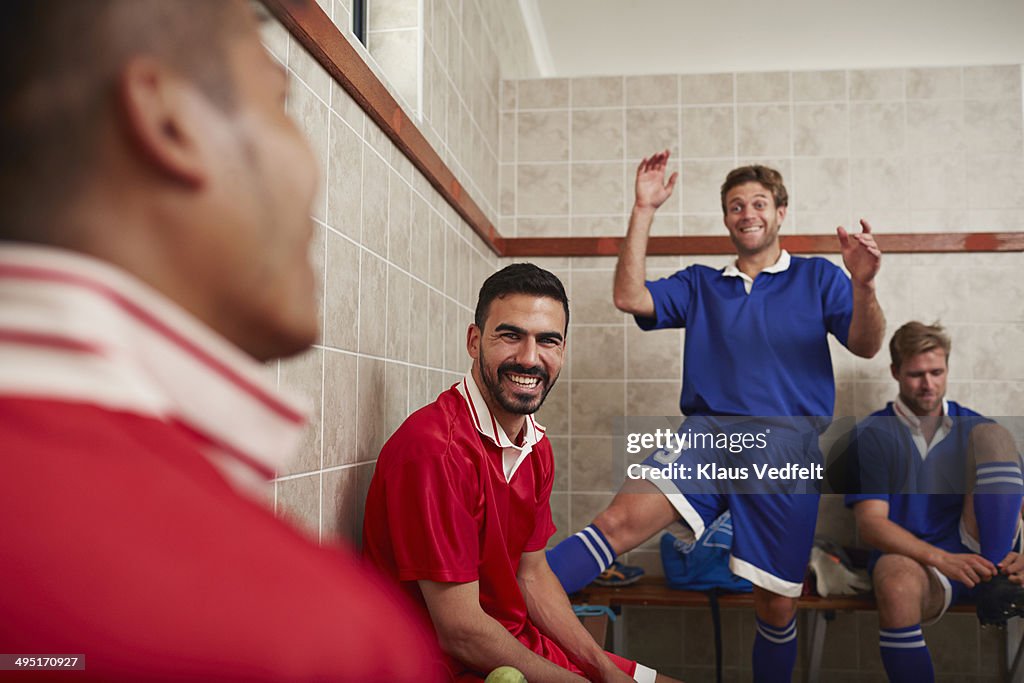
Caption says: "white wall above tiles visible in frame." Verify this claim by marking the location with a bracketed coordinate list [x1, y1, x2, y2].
[532, 0, 1024, 77]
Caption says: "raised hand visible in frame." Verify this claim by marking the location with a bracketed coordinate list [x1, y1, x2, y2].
[837, 219, 881, 287]
[634, 150, 678, 211]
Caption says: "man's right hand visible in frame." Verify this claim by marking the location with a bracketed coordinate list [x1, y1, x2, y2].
[634, 150, 678, 211]
[933, 551, 997, 587]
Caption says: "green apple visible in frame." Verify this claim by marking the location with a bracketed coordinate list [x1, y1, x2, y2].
[484, 665, 527, 683]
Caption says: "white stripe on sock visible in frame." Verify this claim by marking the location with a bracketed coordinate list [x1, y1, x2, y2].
[581, 526, 614, 566]
[575, 531, 608, 569]
[879, 628, 923, 638]
[758, 620, 797, 638]
[879, 640, 927, 649]
[978, 464, 1022, 473]
[976, 476, 1024, 487]
[757, 626, 797, 644]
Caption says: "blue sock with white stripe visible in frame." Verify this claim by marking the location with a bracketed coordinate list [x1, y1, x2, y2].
[752, 616, 797, 683]
[546, 524, 615, 593]
[974, 461, 1024, 564]
[879, 624, 934, 683]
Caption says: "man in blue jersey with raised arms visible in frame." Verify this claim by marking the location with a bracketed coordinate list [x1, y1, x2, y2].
[546, 150, 886, 683]
[845, 322, 1023, 682]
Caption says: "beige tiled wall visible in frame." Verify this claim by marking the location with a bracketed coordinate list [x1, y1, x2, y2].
[258, 0, 535, 545]
[501, 66, 1024, 236]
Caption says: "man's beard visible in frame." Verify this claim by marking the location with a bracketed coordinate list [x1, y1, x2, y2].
[903, 391, 942, 416]
[479, 355, 556, 416]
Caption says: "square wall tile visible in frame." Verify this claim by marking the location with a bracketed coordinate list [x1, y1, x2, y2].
[794, 103, 849, 157]
[681, 106, 734, 158]
[518, 78, 569, 109]
[737, 71, 790, 103]
[279, 348, 324, 476]
[964, 64, 1022, 100]
[572, 109, 624, 162]
[680, 73, 734, 105]
[569, 326, 625, 380]
[626, 107, 680, 160]
[516, 163, 570, 215]
[737, 105, 791, 158]
[906, 67, 962, 99]
[518, 110, 570, 162]
[792, 70, 847, 102]
[849, 69, 904, 100]
[324, 350, 358, 467]
[571, 163, 626, 216]
[276, 473, 321, 542]
[626, 74, 679, 107]
[572, 76, 624, 107]
[849, 102, 905, 157]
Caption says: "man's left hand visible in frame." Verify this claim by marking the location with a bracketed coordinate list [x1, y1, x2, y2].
[1000, 551, 1024, 584]
[837, 219, 882, 287]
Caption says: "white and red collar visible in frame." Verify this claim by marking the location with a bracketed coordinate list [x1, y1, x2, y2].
[893, 394, 952, 458]
[722, 249, 791, 294]
[456, 371, 546, 481]
[0, 243, 307, 498]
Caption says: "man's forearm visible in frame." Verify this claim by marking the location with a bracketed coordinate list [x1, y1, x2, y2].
[439, 614, 586, 683]
[519, 566, 622, 682]
[613, 205, 656, 314]
[847, 281, 885, 358]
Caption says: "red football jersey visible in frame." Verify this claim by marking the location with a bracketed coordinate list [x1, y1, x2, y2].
[366, 375, 605, 679]
[0, 244, 443, 682]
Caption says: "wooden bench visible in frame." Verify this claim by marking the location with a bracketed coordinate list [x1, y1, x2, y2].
[571, 577, 1024, 682]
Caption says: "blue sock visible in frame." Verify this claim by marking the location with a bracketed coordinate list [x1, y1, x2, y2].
[752, 616, 797, 683]
[974, 461, 1024, 563]
[545, 524, 615, 593]
[879, 624, 934, 683]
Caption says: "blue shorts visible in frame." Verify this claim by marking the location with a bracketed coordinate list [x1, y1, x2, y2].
[639, 418, 822, 597]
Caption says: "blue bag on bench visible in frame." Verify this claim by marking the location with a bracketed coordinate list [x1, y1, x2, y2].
[660, 511, 752, 593]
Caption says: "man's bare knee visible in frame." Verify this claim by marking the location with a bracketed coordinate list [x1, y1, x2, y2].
[593, 480, 679, 555]
[970, 423, 1019, 464]
[873, 554, 932, 626]
[753, 587, 797, 627]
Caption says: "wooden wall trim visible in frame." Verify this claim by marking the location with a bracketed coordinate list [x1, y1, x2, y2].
[502, 232, 1024, 257]
[265, 0, 1023, 258]
[262, 0, 505, 255]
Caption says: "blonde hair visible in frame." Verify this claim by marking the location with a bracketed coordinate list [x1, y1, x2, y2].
[889, 321, 951, 370]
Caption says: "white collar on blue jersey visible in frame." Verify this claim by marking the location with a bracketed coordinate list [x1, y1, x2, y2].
[722, 249, 791, 280]
[722, 249, 791, 293]
[893, 394, 952, 430]
[893, 394, 953, 457]
[456, 371, 547, 481]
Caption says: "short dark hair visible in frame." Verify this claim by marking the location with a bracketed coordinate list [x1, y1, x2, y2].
[0, 0, 246, 241]
[474, 264, 569, 332]
[720, 165, 789, 213]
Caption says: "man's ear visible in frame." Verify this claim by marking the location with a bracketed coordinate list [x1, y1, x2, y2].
[117, 56, 211, 187]
[466, 324, 481, 360]
[776, 205, 787, 224]
[890, 364, 899, 381]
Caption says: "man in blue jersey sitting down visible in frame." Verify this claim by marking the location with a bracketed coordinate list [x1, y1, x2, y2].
[546, 150, 886, 683]
[844, 322, 1023, 683]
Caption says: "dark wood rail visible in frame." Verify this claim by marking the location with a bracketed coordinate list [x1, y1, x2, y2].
[263, 0, 1023, 258]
